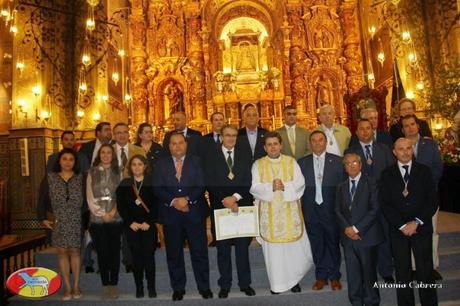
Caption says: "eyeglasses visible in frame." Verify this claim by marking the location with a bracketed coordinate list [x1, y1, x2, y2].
[344, 161, 360, 166]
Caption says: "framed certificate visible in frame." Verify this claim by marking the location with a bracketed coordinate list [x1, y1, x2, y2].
[214, 206, 260, 241]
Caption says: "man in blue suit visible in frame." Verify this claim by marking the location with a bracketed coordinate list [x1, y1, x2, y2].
[349, 108, 393, 149]
[153, 132, 212, 301]
[402, 114, 443, 280]
[336, 153, 383, 306]
[298, 130, 344, 291]
[345, 119, 395, 283]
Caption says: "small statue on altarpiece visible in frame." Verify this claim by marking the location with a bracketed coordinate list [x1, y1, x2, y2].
[165, 82, 184, 115]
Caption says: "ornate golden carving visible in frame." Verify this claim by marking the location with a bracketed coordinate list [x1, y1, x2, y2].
[129, 0, 363, 130]
[340, 0, 365, 94]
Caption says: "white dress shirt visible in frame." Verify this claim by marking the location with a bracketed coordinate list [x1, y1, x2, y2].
[115, 143, 129, 167]
[91, 138, 103, 164]
[322, 124, 341, 156]
[313, 151, 326, 204]
[246, 127, 258, 155]
[221, 146, 242, 201]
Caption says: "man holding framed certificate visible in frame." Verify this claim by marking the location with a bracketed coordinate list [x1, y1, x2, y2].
[204, 124, 256, 299]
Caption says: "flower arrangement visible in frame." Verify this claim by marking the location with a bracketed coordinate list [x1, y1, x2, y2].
[439, 138, 460, 165]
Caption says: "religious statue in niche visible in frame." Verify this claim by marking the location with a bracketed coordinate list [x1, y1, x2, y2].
[313, 27, 333, 49]
[315, 74, 333, 108]
[164, 82, 184, 115]
[158, 37, 180, 57]
[236, 42, 256, 71]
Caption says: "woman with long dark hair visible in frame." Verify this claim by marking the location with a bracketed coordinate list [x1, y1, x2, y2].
[86, 144, 122, 299]
[38, 148, 84, 300]
[116, 155, 158, 298]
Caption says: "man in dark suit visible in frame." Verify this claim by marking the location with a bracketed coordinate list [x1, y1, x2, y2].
[153, 132, 212, 301]
[336, 153, 383, 306]
[390, 98, 432, 141]
[402, 114, 443, 280]
[298, 130, 344, 291]
[199, 112, 225, 159]
[380, 138, 438, 306]
[236, 104, 267, 162]
[163, 111, 202, 156]
[204, 124, 256, 299]
[79, 121, 112, 165]
[345, 119, 395, 283]
[46, 131, 89, 173]
[349, 108, 393, 148]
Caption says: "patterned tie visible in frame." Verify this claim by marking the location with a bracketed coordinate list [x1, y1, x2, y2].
[175, 158, 183, 181]
[226, 151, 233, 169]
[402, 165, 410, 183]
[350, 179, 357, 201]
[120, 147, 128, 170]
[288, 127, 296, 155]
[365, 144, 372, 161]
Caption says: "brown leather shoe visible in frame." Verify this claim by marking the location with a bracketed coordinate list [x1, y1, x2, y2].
[312, 279, 327, 290]
[330, 280, 342, 290]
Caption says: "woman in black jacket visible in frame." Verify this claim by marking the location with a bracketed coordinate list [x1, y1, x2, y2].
[116, 154, 158, 298]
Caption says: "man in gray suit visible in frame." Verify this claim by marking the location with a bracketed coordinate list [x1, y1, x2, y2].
[277, 105, 311, 160]
[345, 119, 395, 283]
[402, 114, 443, 280]
[336, 153, 383, 306]
[298, 130, 344, 291]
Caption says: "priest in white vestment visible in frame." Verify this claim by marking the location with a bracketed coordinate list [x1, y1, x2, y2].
[250, 131, 313, 293]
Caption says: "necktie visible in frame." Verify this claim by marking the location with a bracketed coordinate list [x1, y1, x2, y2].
[350, 179, 357, 201]
[215, 134, 221, 145]
[175, 158, 183, 181]
[120, 147, 127, 170]
[402, 165, 409, 183]
[365, 144, 372, 161]
[288, 127, 296, 155]
[315, 157, 323, 204]
[226, 151, 233, 169]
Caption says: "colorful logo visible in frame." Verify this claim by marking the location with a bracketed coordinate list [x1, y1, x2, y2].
[6, 267, 61, 298]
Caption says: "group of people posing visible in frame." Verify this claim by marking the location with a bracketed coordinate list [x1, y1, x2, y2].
[37, 98, 441, 306]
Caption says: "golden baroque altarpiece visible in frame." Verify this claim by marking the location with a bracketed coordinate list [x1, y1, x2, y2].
[128, 0, 365, 134]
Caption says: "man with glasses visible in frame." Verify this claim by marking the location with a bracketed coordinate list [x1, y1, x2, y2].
[204, 124, 255, 299]
[112, 123, 145, 178]
[336, 153, 383, 306]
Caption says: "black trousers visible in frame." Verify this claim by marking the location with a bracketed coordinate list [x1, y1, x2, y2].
[216, 237, 252, 290]
[390, 232, 438, 306]
[126, 225, 157, 291]
[163, 219, 210, 291]
[377, 214, 394, 278]
[343, 242, 380, 306]
[306, 204, 342, 281]
[89, 222, 122, 286]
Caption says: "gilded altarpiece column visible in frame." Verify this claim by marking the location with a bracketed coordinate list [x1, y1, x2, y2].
[130, 0, 149, 125]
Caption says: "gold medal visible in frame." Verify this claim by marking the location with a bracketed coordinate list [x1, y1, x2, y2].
[402, 188, 409, 197]
[367, 158, 373, 165]
[228, 172, 235, 180]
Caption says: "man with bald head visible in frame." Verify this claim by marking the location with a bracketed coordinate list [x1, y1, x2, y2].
[163, 111, 202, 156]
[379, 138, 438, 306]
[316, 104, 351, 156]
[349, 108, 393, 149]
